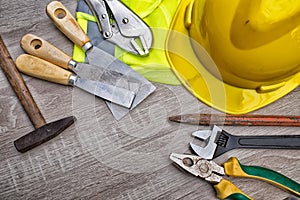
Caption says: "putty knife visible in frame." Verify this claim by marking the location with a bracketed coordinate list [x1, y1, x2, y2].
[46, 1, 156, 120]
[16, 54, 135, 108]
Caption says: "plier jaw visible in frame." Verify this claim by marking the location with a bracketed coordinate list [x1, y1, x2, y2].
[170, 153, 300, 200]
[169, 153, 224, 183]
[84, 0, 153, 56]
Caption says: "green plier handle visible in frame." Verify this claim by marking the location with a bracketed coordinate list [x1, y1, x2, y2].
[214, 157, 300, 200]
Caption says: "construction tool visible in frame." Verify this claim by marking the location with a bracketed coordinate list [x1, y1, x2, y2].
[170, 153, 300, 200]
[20, 33, 139, 110]
[169, 113, 300, 126]
[283, 195, 300, 200]
[84, 0, 153, 55]
[16, 54, 135, 108]
[46, 1, 156, 120]
[190, 125, 300, 159]
[21, 34, 135, 85]
[0, 35, 75, 153]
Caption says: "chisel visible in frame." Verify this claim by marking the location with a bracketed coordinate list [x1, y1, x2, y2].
[16, 54, 135, 108]
[169, 113, 300, 126]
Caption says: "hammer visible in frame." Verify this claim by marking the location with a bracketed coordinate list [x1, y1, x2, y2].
[0, 35, 75, 153]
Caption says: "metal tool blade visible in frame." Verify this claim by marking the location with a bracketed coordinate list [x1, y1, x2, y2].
[75, 62, 138, 87]
[74, 76, 136, 108]
[86, 46, 155, 120]
[45, 1, 154, 119]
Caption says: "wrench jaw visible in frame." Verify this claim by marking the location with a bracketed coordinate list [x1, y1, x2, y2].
[190, 142, 217, 160]
[192, 130, 212, 140]
[190, 125, 223, 159]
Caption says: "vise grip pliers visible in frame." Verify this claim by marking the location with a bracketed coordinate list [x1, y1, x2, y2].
[170, 153, 300, 200]
[84, 0, 153, 56]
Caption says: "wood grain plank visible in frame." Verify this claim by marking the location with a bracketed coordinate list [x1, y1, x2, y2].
[0, 1, 299, 200]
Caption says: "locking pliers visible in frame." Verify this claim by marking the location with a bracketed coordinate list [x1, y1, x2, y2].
[84, 0, 153, 56]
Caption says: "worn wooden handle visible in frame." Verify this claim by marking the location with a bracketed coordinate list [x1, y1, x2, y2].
[21, 34, 72, 70]
[0, 36, 46, 128]
[16, 54, 72, 85]
[46, 1, 90, 48]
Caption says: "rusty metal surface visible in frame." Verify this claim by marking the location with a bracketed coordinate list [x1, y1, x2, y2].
[169, 114, 300, 126]
[14, 116, 75, 152]
[0, 1, 299, 200]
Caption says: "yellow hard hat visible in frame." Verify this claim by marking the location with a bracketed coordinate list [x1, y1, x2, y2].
[166, 0, 300, 114]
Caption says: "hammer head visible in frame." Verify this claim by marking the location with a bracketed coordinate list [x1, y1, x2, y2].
[14, 116, 75, 153]
[189, 125, 222, 159]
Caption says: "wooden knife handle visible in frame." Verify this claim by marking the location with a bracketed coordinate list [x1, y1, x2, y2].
[46, 1, 90, 48]
[0, 36, 46, 129]
[21, 34, 72, 70]
[16, 54, 72, 85]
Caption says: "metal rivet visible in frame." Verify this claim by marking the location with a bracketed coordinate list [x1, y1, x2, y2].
[182, 158, 194, 167]
[122, 18, 129, 24]
[104, 32, 111, 38]
[199, 163, 209, 173]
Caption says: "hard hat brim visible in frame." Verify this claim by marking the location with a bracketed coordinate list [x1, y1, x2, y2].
[165, 0, 300, 114]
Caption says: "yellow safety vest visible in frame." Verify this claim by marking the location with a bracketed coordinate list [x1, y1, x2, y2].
[73, 0, 181, 85]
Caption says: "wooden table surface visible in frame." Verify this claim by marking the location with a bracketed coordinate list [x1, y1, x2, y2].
[1, 1, 299, 199]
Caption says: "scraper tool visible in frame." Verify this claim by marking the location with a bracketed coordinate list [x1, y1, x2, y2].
[16, 54, 135, 108]
[46, 1, 156, 120]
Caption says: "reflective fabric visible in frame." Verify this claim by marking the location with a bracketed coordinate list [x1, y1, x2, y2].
[73, 0, 181, 85]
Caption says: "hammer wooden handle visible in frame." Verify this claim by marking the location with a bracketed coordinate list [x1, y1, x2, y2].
[0, 35, 46, 129]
